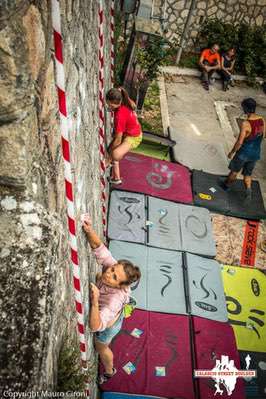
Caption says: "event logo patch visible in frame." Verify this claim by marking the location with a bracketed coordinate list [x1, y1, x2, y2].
[194, 354, 256, 396]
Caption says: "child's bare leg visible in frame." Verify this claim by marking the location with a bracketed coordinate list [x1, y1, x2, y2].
[112, 141, 131, 162]
[225, 171, 238, 186]
[111, 161, 120, 180]
[110, 141, 131, 180]
[95, 339, 114, 374]
[243, 175, 252, 190]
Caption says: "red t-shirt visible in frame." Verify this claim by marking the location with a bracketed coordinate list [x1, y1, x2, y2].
[201, 49, 220, 65]
[114, 105, 141, 137]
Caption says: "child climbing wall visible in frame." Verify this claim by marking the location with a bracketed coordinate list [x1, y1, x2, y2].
[106, 87, 143, 185]
[82, 214, 141, 384]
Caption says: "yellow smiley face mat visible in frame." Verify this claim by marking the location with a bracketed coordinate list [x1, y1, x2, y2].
[222, 265, 266, 352]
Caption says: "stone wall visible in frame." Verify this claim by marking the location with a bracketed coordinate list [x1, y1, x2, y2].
[0, 0, 112, 394]
[159, 0, 266, 44]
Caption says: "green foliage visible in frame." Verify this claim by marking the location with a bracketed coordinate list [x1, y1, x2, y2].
[57, 337, 86, 392]
[114, 11, 126, 86]
[198, 18, 266, 83]
[179, 53, 198, 69]
[135, 36, 173, 82]
[140, 81, 163, 134]
[142, 81, 160, 110]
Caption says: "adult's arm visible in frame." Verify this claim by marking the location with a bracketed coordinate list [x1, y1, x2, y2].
[228, 120, 250, 158]
[199, 51, 207, 69]
[221, 56, 231, 76]
[228, 59, 235, 72]
[209, 55, 221, 70]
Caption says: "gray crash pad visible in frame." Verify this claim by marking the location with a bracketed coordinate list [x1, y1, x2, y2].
[172, 134, 229, 175]
[109, 240, 186, 315]
[148, 197, 216, 257]
[147, 196, 181, 250]
[108, 191, 146, 243]
[186, 253, 228, 322]
[109, 241, 227, 321]
[193, 170, 266, 220]
[108, 191, 216, 257]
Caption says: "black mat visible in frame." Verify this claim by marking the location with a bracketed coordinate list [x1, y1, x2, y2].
[240, 351, 266, 398]
[192, 170, 266, 220]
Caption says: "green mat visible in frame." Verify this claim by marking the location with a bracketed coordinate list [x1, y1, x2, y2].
[132, 140, 170, 161]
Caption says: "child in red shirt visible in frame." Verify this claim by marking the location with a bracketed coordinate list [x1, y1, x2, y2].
[106, 87, 142, 184]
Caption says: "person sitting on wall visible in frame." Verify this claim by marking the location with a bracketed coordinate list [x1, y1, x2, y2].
[105, 87, 143, 185]
[199, 43, 221, 91]
[219, 48, 236, 91]
[220, 98, 265, 201]
[82, 214, 141, 385]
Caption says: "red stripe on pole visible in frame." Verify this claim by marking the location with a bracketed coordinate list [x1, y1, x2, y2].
[74, 276, 81, 291]
[80, 342, 86, 353]
[71, 249, 78, 265]
[61, 137, 70, 162]
[53, 30, 63, 63]
[68, 216, 76, 235]
[76, 300, 82, 314]
[65, 180, 73, 201]
[99, 10, 103, 24]
[57, 87, 67, 116]
[78, 322, 85, 334]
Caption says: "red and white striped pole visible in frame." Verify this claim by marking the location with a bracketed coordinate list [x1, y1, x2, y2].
[51, 1, 89, 395]
[110, 0, 115, 84]
[98, 0, 107, 237]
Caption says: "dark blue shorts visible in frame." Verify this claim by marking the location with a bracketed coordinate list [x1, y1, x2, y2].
[229, 155, 256, 176]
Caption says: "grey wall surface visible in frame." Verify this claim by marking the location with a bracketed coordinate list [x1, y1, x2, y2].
[0, 0, 112, 393]
[157, 0, 266, 44]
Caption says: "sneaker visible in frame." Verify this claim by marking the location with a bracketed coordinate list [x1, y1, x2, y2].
[244, 188, 252, 202]
[223, 81, 229, 91]
[98, 368, 117, 385]
[218, 178, 230, 191]
[202, 81, 209, 91]
[109, 178, 123, 185]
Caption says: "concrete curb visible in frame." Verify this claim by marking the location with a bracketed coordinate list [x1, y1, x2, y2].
[157, 74, 171, 137]
[161, 66, 264, 83]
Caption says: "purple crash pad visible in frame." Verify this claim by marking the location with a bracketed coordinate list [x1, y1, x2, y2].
[193, 317, 245, 399]
[101, 310, 194, 399]
[118, 153, 193, 204]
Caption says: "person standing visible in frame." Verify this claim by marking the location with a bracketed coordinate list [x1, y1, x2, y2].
[199, 43, 221, 91]
[221, 98, 265, 201]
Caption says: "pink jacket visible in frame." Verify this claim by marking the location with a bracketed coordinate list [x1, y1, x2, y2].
[93, 244, 130, 331]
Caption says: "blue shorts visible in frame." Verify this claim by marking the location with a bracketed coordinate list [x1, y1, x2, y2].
[95, 312, 124, 345]
[229, 155, 257, 176]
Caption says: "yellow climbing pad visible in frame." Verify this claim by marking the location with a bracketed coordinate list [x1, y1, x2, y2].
[222, 265, 266, 352]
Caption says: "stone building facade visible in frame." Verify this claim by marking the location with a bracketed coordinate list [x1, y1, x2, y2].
[157, 0, 266, 44]
[0, 0, 112, 394]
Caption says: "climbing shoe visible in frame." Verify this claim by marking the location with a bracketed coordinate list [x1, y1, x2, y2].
[109, 178, 122, 185]
[98, 368, 117, 385]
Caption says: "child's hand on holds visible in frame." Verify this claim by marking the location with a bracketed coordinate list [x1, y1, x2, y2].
[81, 213, 92, 233]
[90, 283, 100, 305]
